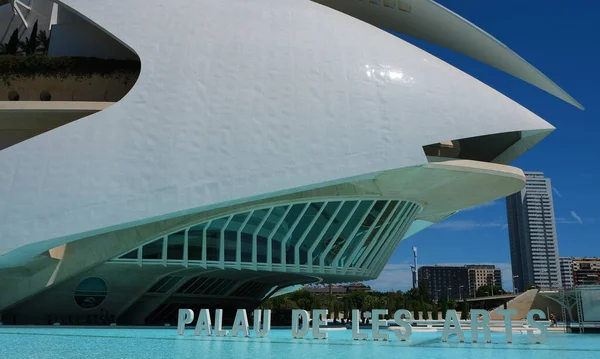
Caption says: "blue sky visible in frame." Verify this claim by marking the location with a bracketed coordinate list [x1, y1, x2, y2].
[369, 0, 599, 292]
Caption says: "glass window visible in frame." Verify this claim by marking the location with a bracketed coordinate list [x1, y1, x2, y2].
[206, 218, 227, 261]
[119, 248, 138, 260]
[142, 238, 164, 260]
[366, 203, 411, 267]
[224, 213, 250, 262]
[289, 203, 323, 251]
[313, 201, 357, 264]
[241, 209, 270, 263]
[74, 277, 108, 309]
[325, 200, 373, 267]
[276, 203, 308, 264]
[299, 202, 341, 264]
[257, 206, 287, 263]
[167, 230, 185, 260]
[348, 201, 394, 267]
[188, 223, 206, 261]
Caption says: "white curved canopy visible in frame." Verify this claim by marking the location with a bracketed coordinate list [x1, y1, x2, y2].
[313, 0, 583, 109]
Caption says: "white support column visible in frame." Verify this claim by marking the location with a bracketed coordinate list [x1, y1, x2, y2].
[162, 235, 168, 267]
[267, 206, 292, 271]
[137, 243, 143, 267]
[353, 201, 401, 270]
[331, 201, 376, 270]
[219, 216, 234, 268]
[201, 220, 212, 268]
[253, 207, 274, 269]
[280, 203, 310, 272]
[294, 202, 328, 272]
[183, 228, 189, 268]
[307, 201, 344, 270]
[237, 211, 253, 270]
[342, 201, 392, 272]
[319, 201, 360, 271]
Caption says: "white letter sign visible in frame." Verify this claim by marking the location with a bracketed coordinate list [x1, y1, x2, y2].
[194, 309, 212, 336]
[470, 309, 491, 343]
[371, 309, 389, 341]
[312, 309, 328, 339]
[292, 309, 310, 339]
[177, 309, 194, 335]
[231, 309, 250, 337]
[351, 309, 367, 340]
[497, 309, 517, 343]
[214, 309, 229, 337]
[393, 309, 412, 341]
[441, 310, 464, 343]
[254, 309, 271, 337]
[526, 309, 548, 344]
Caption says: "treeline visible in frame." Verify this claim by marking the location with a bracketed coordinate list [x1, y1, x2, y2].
[260, 281, 475, 324]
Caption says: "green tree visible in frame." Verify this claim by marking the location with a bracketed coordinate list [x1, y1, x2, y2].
[413, 307, 420, 320]
[4, 28, 20, 55]
[460, 301, 469, 320]
[418, 279, 432, 303]
[36, 30, 50, 55]
[421, 299, 429, 320]
[431, 303, 439, 320]
[476, 285, 505, 297]
[19, 20, 38, 55]
[440, 297, 448, 319]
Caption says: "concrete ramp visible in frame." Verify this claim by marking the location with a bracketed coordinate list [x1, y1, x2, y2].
[490, 289, 538, 320]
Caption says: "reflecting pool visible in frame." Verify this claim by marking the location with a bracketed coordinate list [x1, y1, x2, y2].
[0, 328, 598, 359]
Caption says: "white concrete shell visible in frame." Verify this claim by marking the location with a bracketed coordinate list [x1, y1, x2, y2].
[0, 0, 566, 268]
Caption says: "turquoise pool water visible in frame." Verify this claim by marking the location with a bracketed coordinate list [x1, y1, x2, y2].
[0, 328, 598, 359]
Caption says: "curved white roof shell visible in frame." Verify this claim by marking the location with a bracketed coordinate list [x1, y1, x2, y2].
[314, 0, 583, 109]
[0, 0, 571, 268]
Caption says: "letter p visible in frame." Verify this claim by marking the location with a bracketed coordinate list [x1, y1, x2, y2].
[177, 309, 195, 335]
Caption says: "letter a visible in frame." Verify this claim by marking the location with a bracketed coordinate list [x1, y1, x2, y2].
[194, 309, 212, 336]
[231, 309, 250, 337]
[441, 310, 464, 343]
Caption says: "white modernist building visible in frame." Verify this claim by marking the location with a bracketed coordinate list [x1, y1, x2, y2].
[0, 0, 581, 325]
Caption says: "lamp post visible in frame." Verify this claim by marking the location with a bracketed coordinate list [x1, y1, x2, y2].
[513, 275, 519, 294]
[459, 285, 464, 300]
[447, 287, 452, 299]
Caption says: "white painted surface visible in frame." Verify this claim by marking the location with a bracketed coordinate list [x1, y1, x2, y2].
[0, 0, 554, 267]
[314, 0, 583, 109]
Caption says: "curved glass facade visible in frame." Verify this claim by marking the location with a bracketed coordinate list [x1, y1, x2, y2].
[109, 199, 421, 278]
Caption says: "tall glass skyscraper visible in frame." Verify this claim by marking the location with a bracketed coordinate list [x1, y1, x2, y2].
[506, 172, 562, 292]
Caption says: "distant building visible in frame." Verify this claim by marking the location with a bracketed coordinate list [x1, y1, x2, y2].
[418, 266, 468, 300]
[506, 172, 562, 291]
[304, 283, 372, 296]
[559, 257, 574, 288]
[466, 265, 502, 297]
[419, 265, 502, 300]
[572, 258, 600, 285]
